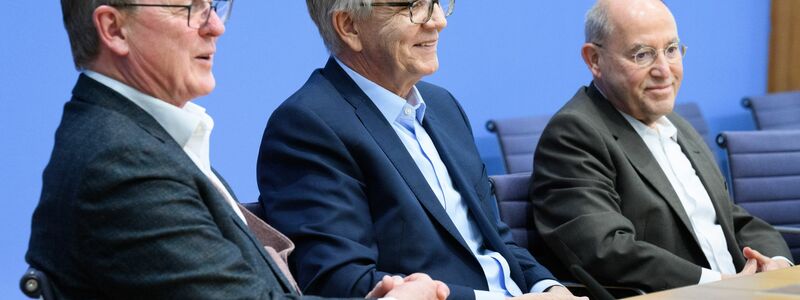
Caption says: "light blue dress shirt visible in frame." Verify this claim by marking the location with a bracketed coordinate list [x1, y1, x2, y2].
[336, 60, 559, 299]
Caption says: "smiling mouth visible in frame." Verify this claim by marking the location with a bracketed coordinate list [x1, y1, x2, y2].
[646, 84, 672, 91]
[414, 41, 437, 47]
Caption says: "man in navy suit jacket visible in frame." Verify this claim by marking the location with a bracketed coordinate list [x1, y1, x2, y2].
[257, 1, 582, 300]
[26, 1, 447, 299]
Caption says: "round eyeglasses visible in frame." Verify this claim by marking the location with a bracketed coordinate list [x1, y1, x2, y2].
[594, 42, 687, 67]
[367, 0, 455, 24]
[113, 0, 233, 29]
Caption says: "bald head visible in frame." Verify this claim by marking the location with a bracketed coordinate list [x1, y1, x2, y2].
[582, 0, 684, 126]
[586, 0, 676, 44]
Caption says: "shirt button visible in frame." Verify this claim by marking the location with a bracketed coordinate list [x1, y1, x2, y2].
[404, 107, 413, 116]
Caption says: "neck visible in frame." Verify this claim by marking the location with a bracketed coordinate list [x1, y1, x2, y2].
[336, 52, 417, 98]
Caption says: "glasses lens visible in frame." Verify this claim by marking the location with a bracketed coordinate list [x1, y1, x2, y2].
[441, 0, 454, 17]
[214, 0, 232, 24]
[633, 48, 656, 66]
[188, 1, 211, 28]
[188, 0, 232, 28]
[409, 0, 452, 24]
[409, 0, 429, 24]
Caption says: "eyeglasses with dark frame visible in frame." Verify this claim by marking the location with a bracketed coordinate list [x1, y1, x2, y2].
[593, 42, 687, 67]
[112, 0, 233, 29]
[366, 0, 455, 24]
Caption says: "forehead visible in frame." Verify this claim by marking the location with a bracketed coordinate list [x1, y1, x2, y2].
[608, 1, 679, 47]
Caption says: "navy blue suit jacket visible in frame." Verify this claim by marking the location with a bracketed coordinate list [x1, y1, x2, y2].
[257, 58, 556, 300]
[26, 75, 348, 300]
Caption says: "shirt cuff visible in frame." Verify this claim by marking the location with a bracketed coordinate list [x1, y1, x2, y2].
[772, 256, 794, 266]
[698, 268, 722, 284]
[530, 279, 564, 293]
[474, 290, 507, 300]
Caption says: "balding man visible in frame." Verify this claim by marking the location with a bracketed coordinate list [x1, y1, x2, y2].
[531, 0, 793, 292]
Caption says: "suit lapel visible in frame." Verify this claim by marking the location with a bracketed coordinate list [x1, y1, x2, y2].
[587, 85, 699, 241]
[321, 58, 472, 253]
[672, 118, 746, 268]
[423, 112, 528, 287]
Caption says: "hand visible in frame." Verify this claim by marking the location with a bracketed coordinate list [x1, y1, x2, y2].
[371, 273, 449, 300]
[721, 256, 757, 280]
[743, 247, 792, 272]
[366, 275, 404, 298]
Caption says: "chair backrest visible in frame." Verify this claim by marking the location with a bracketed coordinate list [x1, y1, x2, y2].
[20, 266, 55, 299]
[489, 173, 567, 278]
[717, 130, 800, 262]
[673, 102, 715, 150]
[241, 201, 265, 221]
[486, 115, 551, 174]
[742, 91, 800, 130]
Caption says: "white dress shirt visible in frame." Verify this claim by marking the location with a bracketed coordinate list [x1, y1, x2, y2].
[621, 113, 735, 283]
[620, 112, 791, 283]
[83, 70, 247, 224]
[337, 60, 560, 299]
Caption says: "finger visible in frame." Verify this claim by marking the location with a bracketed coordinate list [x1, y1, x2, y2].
[435, 281, 450, 300]
[742, 258, 758, 274]
[405, 273, 432, 281]
[392, 275, 404, 286]
[746, 248, 773, 266]
[365, 278, 384, 298]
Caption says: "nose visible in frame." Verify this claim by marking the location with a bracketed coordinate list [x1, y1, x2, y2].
[649, 52, 672, 78]
[199, 9, 226, 37]
[424, 3, 448, 30]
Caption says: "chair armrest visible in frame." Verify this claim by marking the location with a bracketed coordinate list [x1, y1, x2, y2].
[20, 267, 55, 299]
[774, 225, 800, 235]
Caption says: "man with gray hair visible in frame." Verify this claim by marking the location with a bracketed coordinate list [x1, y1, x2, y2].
[531, 0, 793, 292]
[26, 0, 447, 299]
[257, 1, 584, 300]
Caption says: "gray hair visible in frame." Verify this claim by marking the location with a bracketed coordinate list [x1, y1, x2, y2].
[584, 1, 613, 44]
[306, 0, 374, 54]
[61, 0, 130, 70]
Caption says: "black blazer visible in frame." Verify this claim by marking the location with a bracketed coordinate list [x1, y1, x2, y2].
[26, 75, 350, 300]
[257, 58, 556, 300]
[531, 83, 791, 292]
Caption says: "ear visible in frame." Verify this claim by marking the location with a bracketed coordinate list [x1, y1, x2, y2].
[93, 5, 130, 57]
[332, 10, 362, 52]
[581, 43, 602, 78]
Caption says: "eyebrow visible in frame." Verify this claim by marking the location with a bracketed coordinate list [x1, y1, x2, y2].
[628, 38, 681, 53]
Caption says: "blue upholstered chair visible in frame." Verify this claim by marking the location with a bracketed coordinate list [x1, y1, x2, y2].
[717, 130, 800, 262]
[487, 103, 711, 174]
[742, 91, 800, 130]
[486, 115, 551, 174]
[673, 102, 715, 150]
[489, 173, 644, 298]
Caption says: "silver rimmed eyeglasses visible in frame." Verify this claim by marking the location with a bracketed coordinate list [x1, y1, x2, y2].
[594, 42, 687, 67]
[367, 0, 455, 24]
[113, 0, 233, 29]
